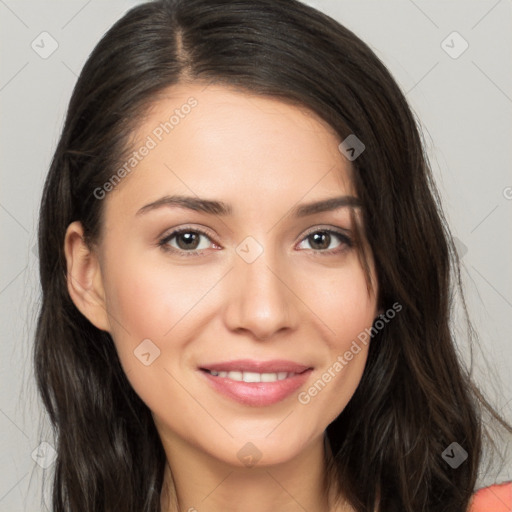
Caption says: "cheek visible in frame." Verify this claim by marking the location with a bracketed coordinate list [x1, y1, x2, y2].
[99, 253, 182, 378]
[306, 261, 377, 344]
[296, 264, 376, 421]
[103, 253, 218, 341]
[104, 263, 172, 340]
[100, 252, 230, 387]
[100, 256, 197, 413]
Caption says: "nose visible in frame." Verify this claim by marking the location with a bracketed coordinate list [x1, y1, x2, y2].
[222, 246, 298, 341]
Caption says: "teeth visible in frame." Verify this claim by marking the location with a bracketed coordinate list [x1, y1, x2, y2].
[243, 371, 261, 382]
[206, 370, 295, 382]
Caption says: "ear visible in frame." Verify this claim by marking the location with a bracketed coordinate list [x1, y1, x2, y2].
[63, 221, 110, 332]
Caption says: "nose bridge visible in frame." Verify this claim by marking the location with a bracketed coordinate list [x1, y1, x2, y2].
[224, 235, 296, 339]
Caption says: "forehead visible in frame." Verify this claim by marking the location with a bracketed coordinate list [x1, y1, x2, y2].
[104, 83, 356, 218]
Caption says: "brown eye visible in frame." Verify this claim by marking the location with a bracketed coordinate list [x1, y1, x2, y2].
[297, 228, 353, 255]
[308, 231, 333, 250]
[174, 231, 202, 250]
[158, 227, 217, 255]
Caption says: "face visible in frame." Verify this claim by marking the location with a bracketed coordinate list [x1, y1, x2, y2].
[72, 83, 379, 468]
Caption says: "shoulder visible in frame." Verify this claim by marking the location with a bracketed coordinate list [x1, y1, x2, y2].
[467, 481, 512, 512]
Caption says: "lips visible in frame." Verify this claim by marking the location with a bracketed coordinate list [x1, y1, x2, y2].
[198, 359, 313, 406]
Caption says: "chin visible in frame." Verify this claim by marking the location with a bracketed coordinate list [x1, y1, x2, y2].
[205, 430, 317, 470]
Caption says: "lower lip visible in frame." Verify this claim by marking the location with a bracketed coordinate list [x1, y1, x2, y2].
[199, 369, 313, 407]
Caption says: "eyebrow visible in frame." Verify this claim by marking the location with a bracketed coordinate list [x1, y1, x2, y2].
[135, 194, 362, 217]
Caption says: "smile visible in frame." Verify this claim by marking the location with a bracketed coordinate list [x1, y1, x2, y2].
[204, 370, 297, 382]
[198, 360, 313, 406]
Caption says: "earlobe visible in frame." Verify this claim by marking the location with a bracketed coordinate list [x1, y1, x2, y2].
[63, 221, 111, 332]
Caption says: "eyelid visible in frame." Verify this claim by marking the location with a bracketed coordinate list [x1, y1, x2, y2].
[300, 225, 351, 239]
[159, 224, 217, 241]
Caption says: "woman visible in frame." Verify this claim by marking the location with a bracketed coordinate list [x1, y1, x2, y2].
[34, 0, 512, 510]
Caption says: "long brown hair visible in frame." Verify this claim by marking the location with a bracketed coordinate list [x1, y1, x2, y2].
[34, 0, 512, 510]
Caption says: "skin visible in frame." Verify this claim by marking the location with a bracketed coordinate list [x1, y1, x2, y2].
[64, 83, 380, 512]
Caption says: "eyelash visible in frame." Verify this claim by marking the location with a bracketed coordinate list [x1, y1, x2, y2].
[157, 226, 353, 258]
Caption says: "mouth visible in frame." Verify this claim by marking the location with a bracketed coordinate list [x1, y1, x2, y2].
[201, 369, 306, 382]
[198, 359, 313, 406]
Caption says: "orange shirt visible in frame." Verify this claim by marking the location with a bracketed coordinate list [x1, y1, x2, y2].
[468, 481, 512, 511]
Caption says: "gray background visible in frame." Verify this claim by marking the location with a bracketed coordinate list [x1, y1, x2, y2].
[1, 1, 511, 510]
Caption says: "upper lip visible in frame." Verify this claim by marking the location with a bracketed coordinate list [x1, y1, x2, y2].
[199, 359, 312, 374]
